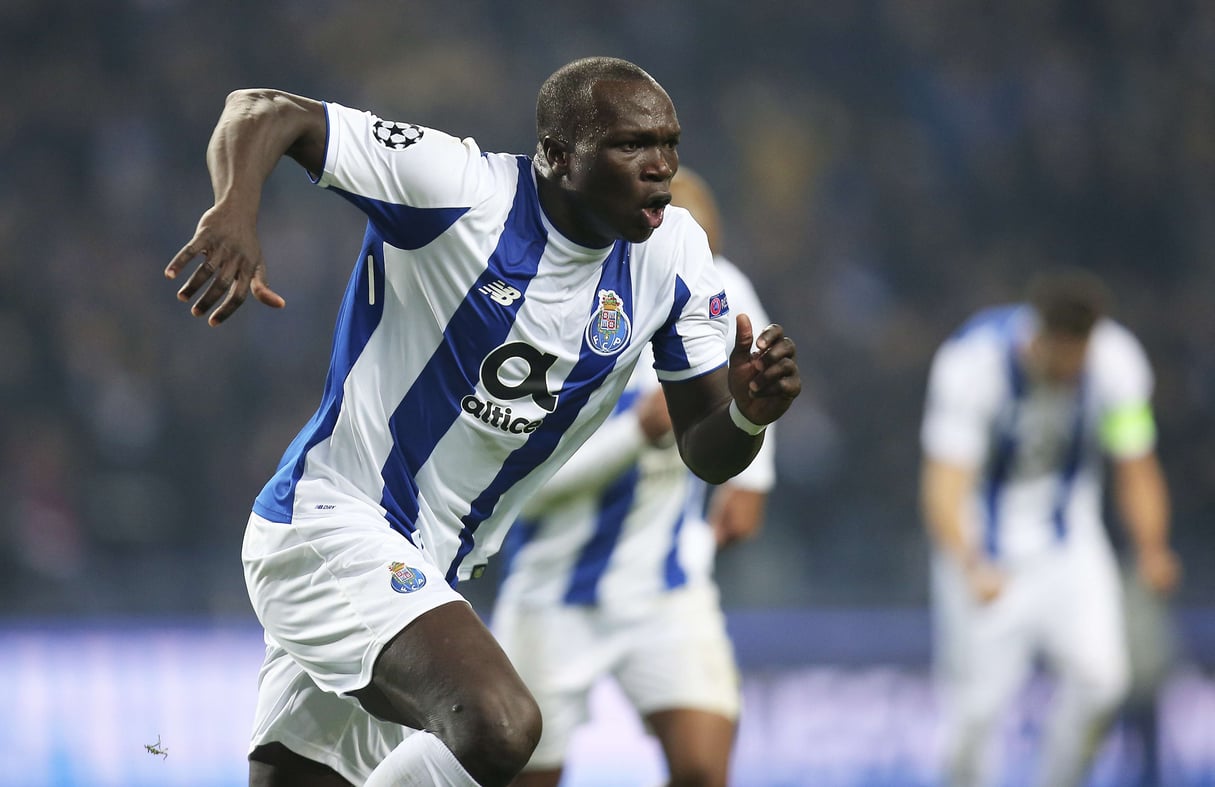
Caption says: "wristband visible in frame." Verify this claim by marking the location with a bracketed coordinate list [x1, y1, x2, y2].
[729, 400, 767, 436]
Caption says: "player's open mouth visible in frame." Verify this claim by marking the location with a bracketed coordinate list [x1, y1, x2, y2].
[642, 194, 671, 229]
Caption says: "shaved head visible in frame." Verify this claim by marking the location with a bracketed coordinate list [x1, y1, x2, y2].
[536, 57, 660, 154]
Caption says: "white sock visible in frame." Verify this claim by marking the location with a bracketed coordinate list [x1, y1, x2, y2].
[363, 730, 481, 787]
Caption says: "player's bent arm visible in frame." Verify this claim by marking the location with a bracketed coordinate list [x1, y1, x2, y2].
[918, 454, 1006, 590]
[167, 90, 327, 324]
[920, 457, 980, 565]
[921, 456, 1004, 605]
[709, 486, 767, 549]
[1113, 451, 1180, 595]
[206, 89, 327, 204]
[663, 367, 764, 485]
[664, 315, 798, 484]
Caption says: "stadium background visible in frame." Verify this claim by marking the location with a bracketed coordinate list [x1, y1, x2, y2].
[1, 1, 1212, 784]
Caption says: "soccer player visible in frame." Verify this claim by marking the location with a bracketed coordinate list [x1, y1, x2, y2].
[165, 58, 800, 787]
[919, 271, 1180, 787]
[491, 166, 774, 787]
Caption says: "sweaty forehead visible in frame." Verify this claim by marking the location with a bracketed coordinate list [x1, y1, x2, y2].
[587, 79, 678, 132]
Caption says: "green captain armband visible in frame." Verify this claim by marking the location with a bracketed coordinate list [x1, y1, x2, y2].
[1101, 403, 1157, 457]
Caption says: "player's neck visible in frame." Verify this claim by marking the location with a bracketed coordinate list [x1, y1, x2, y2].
[534, 169, 614, 250]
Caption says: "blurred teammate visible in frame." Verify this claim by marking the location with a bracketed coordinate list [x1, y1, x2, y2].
[920, 270, 1180, 787]
[491, 168, 774, 787]
[165, 58, 801, 787]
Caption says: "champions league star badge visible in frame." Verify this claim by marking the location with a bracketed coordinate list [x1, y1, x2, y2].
[388, 562, 427, 593]
[586, 289, 631, 356]
[371, 118, 424, 150]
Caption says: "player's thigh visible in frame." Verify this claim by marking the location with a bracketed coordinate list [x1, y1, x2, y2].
[353, 600, 539, 735]
[1042, 542, 1129, 702]
[242, 509, 467, 698]
[933, 556, 1035, 720]
[249, 742, 354, 787]
[614, 584, 741, 722]
[249, 641, 409, 785]
[492, 601, 611, 771]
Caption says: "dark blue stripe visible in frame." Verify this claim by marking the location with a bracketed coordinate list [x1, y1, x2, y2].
[981, 344, 1027, 557]
[662, 508, 689, 589]
[563, 464, 642, 604]
[329, 190, 469, 251]
[379, 157, 546, 539]
[1051, 379, 1088, 542]
[253, 224, 388, 522]
[651, 275, 693, 372]
[445, 241, 635, 584]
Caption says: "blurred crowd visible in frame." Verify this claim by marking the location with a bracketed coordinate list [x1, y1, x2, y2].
[1, 0, 1212, 616]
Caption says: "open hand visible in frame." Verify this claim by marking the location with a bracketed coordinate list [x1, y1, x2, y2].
[165, 204, 285, 326]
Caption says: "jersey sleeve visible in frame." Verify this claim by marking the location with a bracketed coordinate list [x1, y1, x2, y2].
[1092, 320, 1158, 459]
[650, 215, 730, 382]
[920, 337, 1002, 466]
[315, 102, 490, 214]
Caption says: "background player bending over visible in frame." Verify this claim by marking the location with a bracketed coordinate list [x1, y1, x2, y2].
[165, 57, 800, 787]
[492, 167, 775, 787]
[920, 270, 1179, 787]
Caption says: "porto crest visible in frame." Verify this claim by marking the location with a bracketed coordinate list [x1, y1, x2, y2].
[585, 289, 631, 356]
[388, 561, 427, 594]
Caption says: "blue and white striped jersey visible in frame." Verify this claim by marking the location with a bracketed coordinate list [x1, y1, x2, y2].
[496, 257, 776, 608]
[252, 103, 730, 585]
[921, 305, 1155, 563]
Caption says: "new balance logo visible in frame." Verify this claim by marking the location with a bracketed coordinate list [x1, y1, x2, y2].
[480, 280, 522, 306]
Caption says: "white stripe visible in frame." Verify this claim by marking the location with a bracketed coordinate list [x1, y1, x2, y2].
[295, 184, 515, 513]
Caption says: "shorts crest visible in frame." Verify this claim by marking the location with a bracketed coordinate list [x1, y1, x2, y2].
[388, 561, 427, 593]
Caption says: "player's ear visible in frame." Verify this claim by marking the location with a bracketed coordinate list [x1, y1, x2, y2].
[541, 136, 571, 176]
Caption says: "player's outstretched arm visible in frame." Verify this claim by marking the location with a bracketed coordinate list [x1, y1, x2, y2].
[663, 314, 800, 484]
[708, 486, 767, 549]
[165, 89, 327, 325]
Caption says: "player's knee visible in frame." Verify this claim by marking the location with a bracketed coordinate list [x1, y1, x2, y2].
[441, 687, 542, 786]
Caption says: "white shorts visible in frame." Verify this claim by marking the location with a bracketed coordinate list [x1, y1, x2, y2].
[242, 508, 467, 782]
[933, 535, 1129, 724]
[492, 582, 741, 770]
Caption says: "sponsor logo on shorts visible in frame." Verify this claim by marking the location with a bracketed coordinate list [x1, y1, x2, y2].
[388, 562, 427, 593]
